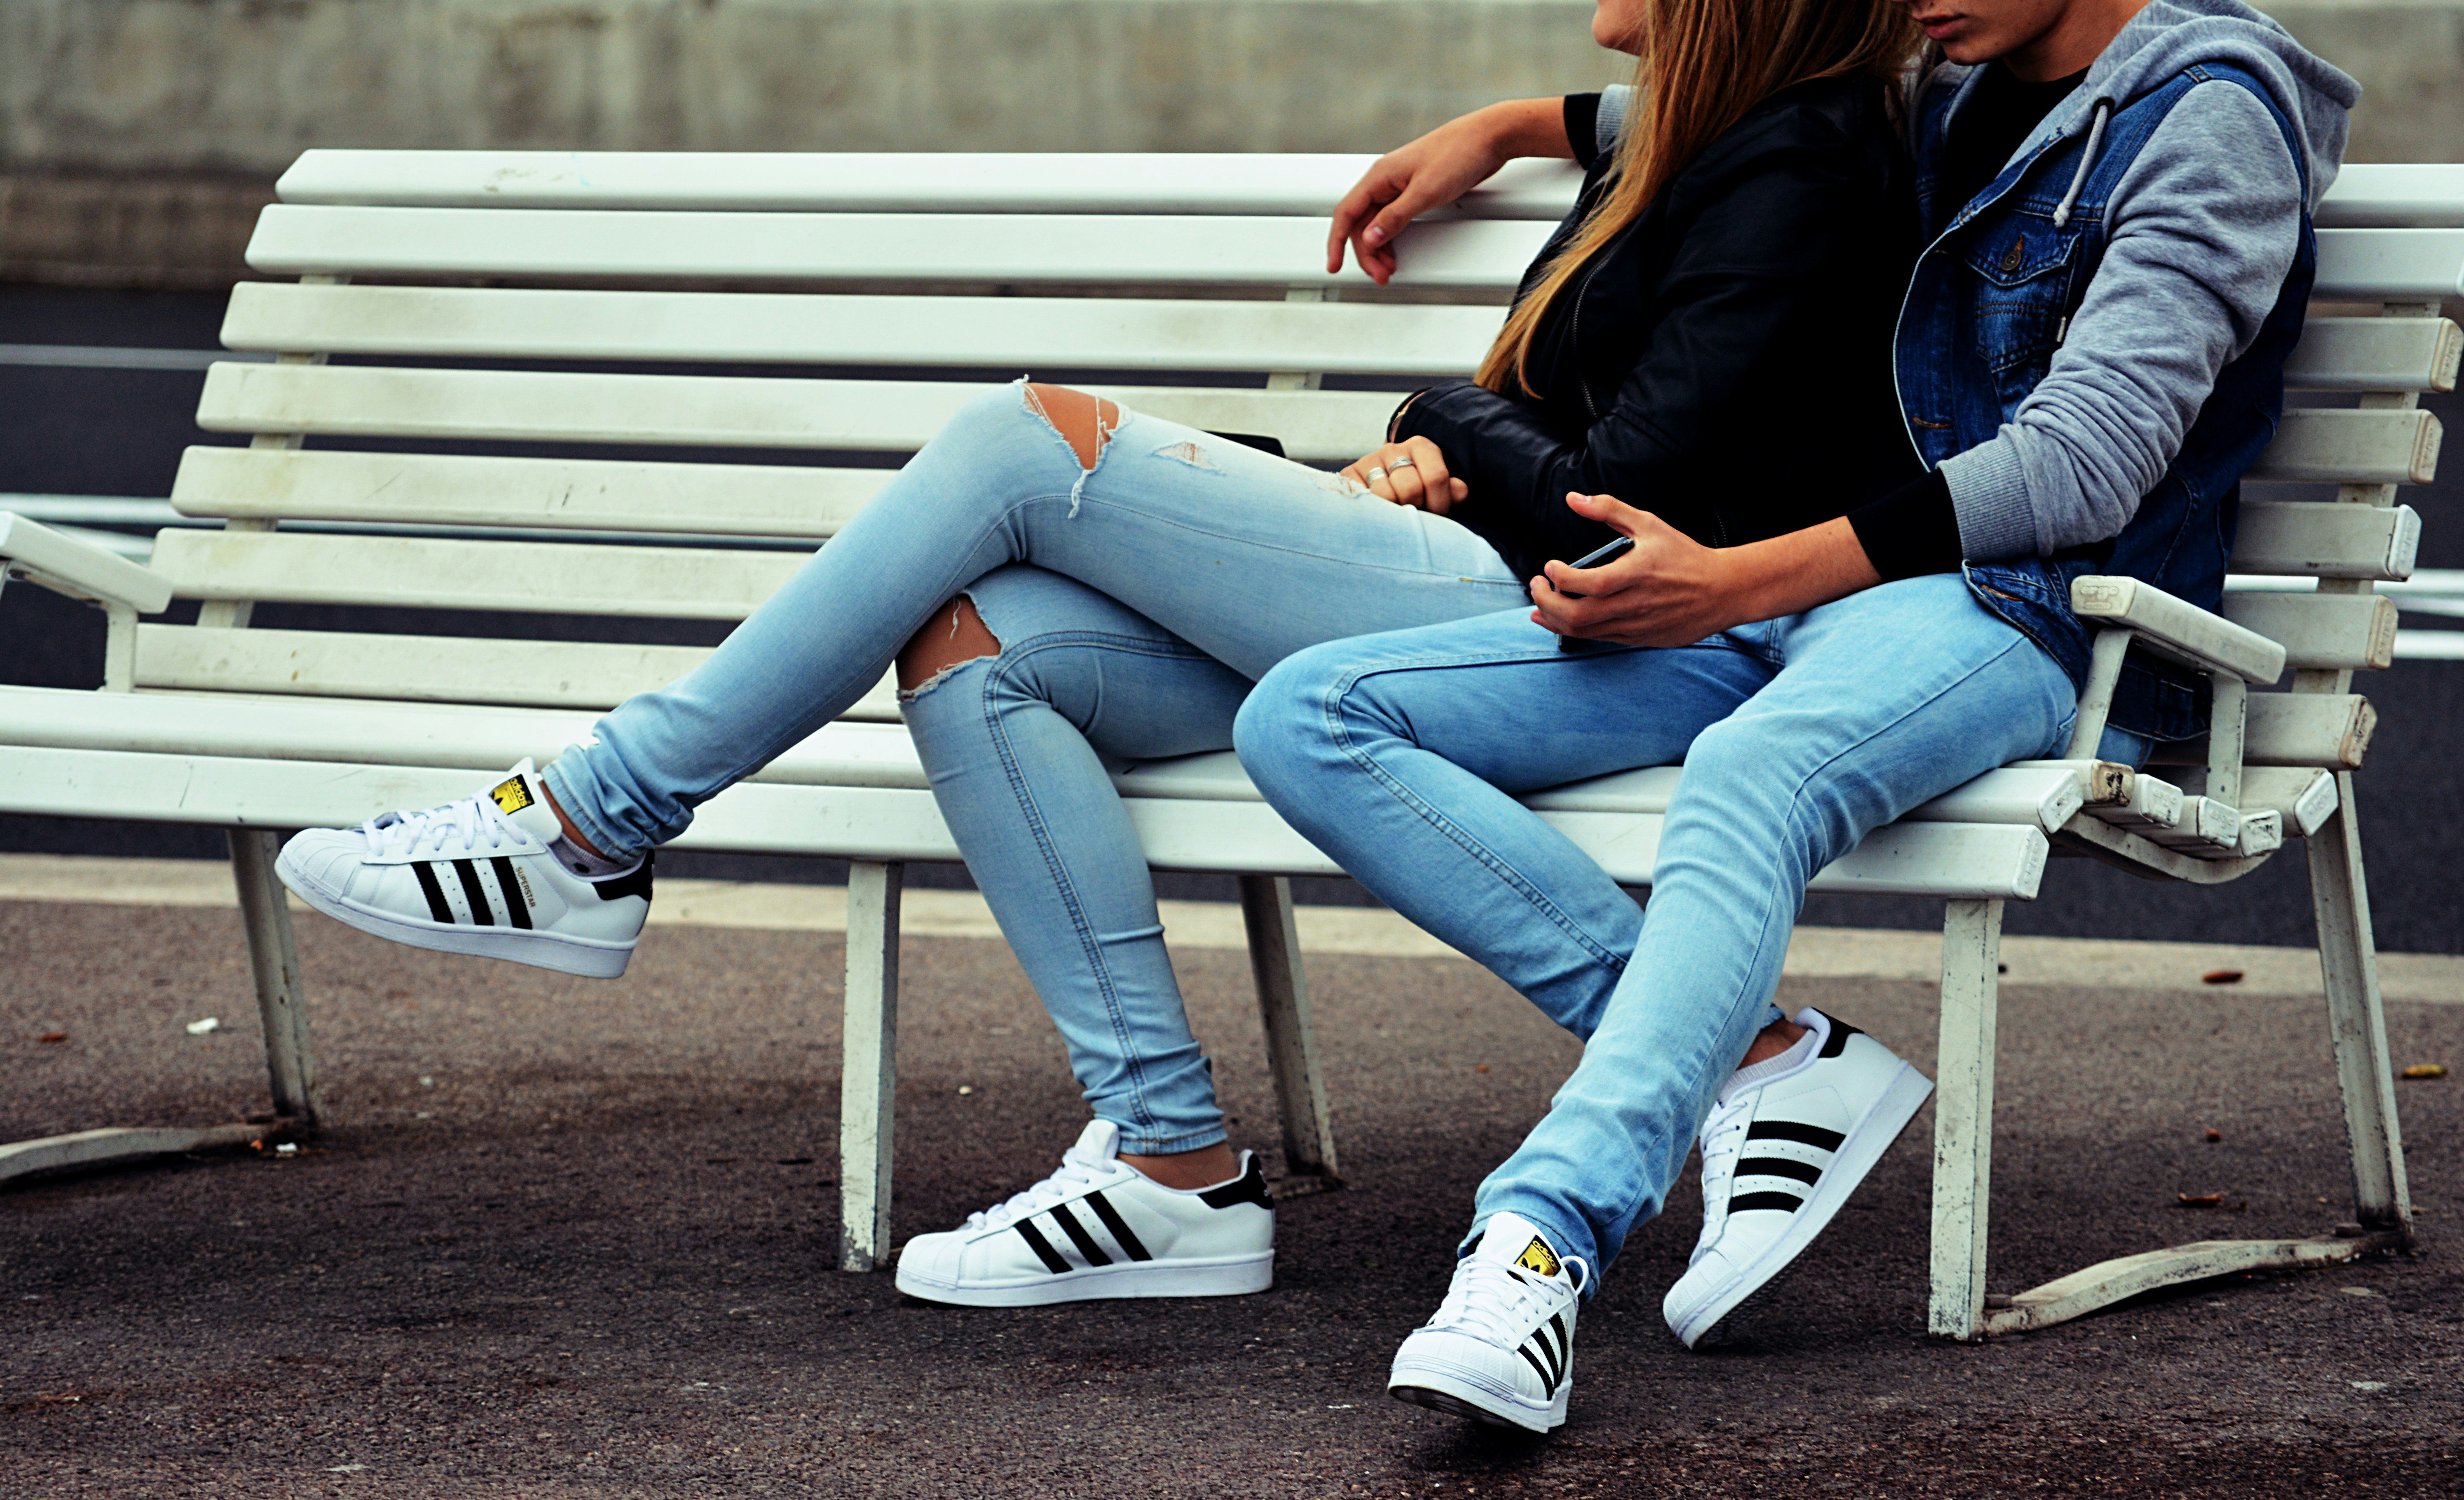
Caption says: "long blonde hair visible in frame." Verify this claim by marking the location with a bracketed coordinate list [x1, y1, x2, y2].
[1476, 0, 1919, 395]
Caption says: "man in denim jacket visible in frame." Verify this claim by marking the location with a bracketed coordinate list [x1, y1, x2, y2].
[1238, 0, 2356, 1434]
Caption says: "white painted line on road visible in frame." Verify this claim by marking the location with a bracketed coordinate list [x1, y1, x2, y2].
[3, 853, 2457, 1002]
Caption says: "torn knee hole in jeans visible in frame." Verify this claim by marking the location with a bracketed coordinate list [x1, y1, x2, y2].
[896, 592, 1003, 700]
[1020, 382, 1122, 517]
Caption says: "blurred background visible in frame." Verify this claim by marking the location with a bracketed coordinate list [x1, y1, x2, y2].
[3, 0, 2459, 949]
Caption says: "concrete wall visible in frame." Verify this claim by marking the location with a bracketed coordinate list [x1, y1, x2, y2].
[2, 0, 2458, 285]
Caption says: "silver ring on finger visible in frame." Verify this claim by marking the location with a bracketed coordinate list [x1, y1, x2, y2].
[1363, 466, 1388, 484]
[1387, 454, 1417, 471]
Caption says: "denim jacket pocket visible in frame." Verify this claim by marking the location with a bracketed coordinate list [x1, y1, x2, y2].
[1963, 225, 2085, 409]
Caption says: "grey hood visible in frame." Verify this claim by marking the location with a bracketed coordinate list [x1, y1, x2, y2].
[1927, 0, 2359, 209]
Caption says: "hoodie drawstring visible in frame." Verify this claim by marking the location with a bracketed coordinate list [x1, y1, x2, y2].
[2052, 98, 2114, 229]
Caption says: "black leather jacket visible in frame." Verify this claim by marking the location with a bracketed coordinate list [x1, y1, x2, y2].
[1396, 75, 1922, 581]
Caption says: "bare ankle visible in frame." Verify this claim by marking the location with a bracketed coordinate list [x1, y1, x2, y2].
[1739, 1019, 1809, 1068]
[1120, 1140, 1241, 1192]
[541, 784, 609, 862]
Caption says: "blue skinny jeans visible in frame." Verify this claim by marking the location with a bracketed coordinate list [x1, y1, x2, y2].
[543, 386, 1525, 1152]
[1233, 578, 2102, 1279]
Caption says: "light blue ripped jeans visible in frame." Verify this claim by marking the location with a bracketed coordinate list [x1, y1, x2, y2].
[542, 384, 1527, 1152]
[1234, 578, 2129, 1280]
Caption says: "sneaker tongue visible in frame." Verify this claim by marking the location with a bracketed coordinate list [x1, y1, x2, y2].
[1071, 1119, 1122, 1163]
[1471, 1212, 1566, 1282]
[482, 759, 564, 843]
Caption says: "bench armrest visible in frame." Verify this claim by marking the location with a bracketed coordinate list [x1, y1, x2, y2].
[2069, 576, 2286, 684]
[0, 512, 173, 614]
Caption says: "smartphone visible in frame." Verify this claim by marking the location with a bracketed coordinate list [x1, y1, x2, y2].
[1555, 536, 1633, 598]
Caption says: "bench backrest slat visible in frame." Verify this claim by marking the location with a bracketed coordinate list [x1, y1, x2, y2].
[218, 283, 1510, 376]
[194, 364, 1400, 464]
[131, 625, 904, 721]
[244, 206, 1556, 291]
[170, 449, 884, 536]
[2232, 501, 2420, 579]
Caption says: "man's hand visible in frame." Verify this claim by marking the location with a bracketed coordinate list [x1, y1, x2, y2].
[1340, 436, 1469, 515]
[1328, 98, 1571, 285]
[1529, 493, 1885, 646]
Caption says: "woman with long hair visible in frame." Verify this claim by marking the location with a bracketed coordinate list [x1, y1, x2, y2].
[275, 0, 1921, 1342]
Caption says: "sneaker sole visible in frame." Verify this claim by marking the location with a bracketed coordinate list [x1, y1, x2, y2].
[1670, 1063, 1934, 1349]
[276, 850, 636, 980]
[894, 1251, 1273, 1307]
[1389, 1357, 1566, 1434]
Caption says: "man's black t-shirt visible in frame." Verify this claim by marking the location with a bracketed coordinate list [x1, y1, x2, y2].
[1937, 63, 2092, 217]
[1847, 62, 2090, 580]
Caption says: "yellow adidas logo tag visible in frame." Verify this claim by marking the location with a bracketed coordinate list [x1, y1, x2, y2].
[1515, 1237, 1561, 1279]
[489, 776, 535, 816]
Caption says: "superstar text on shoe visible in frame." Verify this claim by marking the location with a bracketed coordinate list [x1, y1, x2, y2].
[893, 1120, 1274, 1307]
[1661, 1008, 1933, 1348]
[275, 759, 651, 979]
[1389, 1213, 1588, 1434]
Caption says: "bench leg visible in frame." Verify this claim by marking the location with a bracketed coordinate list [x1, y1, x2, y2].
[1929, 897, 2003, 1341]
[839, 861, 903, 1272]
[2306, 773, 2413, 1237]
[1237, 875, 1340, 1188]
[229, 829, 321, 1125]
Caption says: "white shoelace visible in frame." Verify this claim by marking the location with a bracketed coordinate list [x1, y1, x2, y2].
[362, 793, 529, 861]
[963, 1145, 1115, 1231]
[1428, 1255, 1588, 1346]
[1689, 1095, 1755, 1265]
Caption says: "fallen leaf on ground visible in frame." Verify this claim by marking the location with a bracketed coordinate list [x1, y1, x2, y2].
[36, 1032, 67, 1044]
[2400, 1064, 2448, 1080]
[2205, 1128, 2223, 1142]
[2202, 969, 2244, 985]
[2178, 1192, 2227, 1207]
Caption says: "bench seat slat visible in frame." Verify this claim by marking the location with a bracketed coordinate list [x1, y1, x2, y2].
[244, 205, 1555, 291]
[218, 283, 1508, 377]
[2279, 318, 2461, 393]
[148, 530, 810, 617]
[130, 625, 904, 721]
[2220, 592, 2401, 671]
[172, 448, 886, 536]
[2148, 694, 2377, 772]
[193, 363, 1397, 464]
[2229, 501, 2419, 579]
[0, 740, 2048, 896]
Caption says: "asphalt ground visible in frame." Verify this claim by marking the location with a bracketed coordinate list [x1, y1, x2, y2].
[6, 899, 2460, 1497]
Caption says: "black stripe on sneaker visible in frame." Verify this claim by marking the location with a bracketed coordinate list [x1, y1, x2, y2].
[1727, 1191, 1808, 1214]
[1517, 1343, 1559, 1395]
[1747, 1120, 1845, 1152]
[411, 862, 455, 924]
[1082, 1191, 1152, 1261]
[1818, 1012, 1864, 1059]
[1737, 1155, 1822, 1185]
[490, 857, 533, 929]
[1013, 1219, 1071, 1275]
[451, 859, 496, 926]
[1047, 1203, 1113, 1268]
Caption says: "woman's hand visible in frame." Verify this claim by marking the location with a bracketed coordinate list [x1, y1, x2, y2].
[1327, 98, 1572, 285]
[1528, 494, 1883, 646]
[1340, 436, 1469, 515]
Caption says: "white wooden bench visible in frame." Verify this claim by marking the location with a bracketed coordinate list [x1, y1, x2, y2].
[1, 151, 2454, 1339]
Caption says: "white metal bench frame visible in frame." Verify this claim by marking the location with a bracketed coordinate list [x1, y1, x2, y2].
[2, 152, 2453, 1339]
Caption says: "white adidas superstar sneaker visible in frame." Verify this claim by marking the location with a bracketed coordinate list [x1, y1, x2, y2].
[275, 760, 652, 979]
[1661, 1008, 1932, 1348]
[1389, 1213, 1588, 1434]
[893, 1120, 1276, 1307]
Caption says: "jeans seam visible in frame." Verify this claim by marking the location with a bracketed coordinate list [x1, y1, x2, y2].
[967, 632, 1225, 1142]
[1316, 650, 1639, 975]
